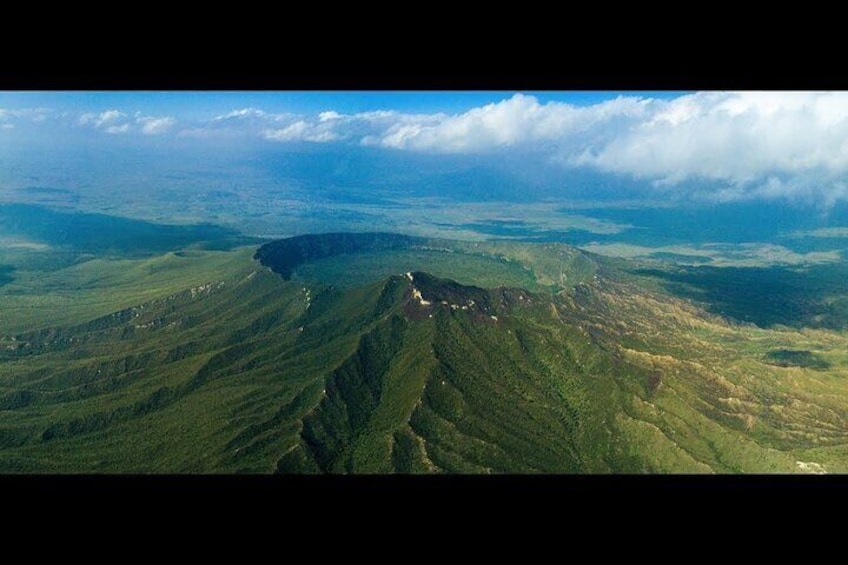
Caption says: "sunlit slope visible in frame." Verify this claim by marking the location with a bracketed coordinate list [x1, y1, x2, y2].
[0, 248, 258, 334]
[1, 233, 847, 473]
[560, 274, 848, 472]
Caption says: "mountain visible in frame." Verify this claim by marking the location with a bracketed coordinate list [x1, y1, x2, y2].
[0, 233, 847, 473]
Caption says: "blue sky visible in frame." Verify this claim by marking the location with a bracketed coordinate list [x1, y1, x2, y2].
[2, 90, 848, 204]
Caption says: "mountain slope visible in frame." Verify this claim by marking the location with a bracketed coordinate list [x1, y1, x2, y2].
[1, 233, 847, 473]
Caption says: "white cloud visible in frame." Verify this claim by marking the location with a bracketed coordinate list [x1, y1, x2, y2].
[262, 120, 339, 143]
[77, 109, 175, 136]
[318, 110, 342, 122]
[0, 107, 53, 124]
[137, 116, 176, 135]
[185, 106, 445, 146]
[213, 108, 269, 121]
[79, 109, 130, 131]
[212, 108, 292, 124]
[575, 92, 848, 185]
[262, 109, 445, 146]
[96, 110, 125, 127]
[370, 94, 653, 153]
[2, 123, 13, 130]
[177, 108, 294, 140]
[105, 123, 130, 134]
[98, 109, 124, 124]
[263, 121, 309, 141]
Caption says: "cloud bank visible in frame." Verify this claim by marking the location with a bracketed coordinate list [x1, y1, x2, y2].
[571, 92, 848, 185]
[367, 94, 653, 153]
[237, 92, 848, 201]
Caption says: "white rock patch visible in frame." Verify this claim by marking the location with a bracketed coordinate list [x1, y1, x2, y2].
[796, 461, 827, 474]
[411, 287, 431, 306]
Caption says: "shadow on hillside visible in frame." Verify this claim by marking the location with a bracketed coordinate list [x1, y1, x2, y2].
[0, 265, 13, 287]
[0, 204, 263, 256]
[634, 263, 848, 330]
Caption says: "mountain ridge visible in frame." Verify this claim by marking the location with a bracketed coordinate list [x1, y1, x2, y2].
[1, 233, 847, 473]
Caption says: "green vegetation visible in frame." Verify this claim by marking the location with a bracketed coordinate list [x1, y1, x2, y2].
[2, 228, 848, 473]
[256, 232, 598, 290]
[0, 248, 259, 334]
[293, 250, 537, 290]
[255, 233, 424, 280]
